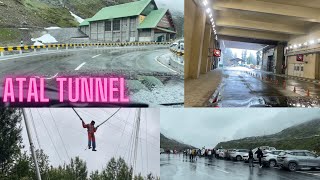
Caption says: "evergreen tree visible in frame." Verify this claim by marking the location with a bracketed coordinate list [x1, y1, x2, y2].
[0, 108, 23, 177]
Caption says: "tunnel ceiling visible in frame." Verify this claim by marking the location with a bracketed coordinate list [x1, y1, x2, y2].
[211, 0, 320, 44]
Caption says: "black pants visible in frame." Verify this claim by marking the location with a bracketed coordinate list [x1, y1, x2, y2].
[258, 157, 262, 166]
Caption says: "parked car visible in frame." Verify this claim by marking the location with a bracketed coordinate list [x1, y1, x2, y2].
[230, 149, 249, 161]
[277, 150, 320, 171]
[253, 146, 276, 161]
[224, 149, 236, 160]
[216, 149, 225, 158]
[262, 150, 284, 167]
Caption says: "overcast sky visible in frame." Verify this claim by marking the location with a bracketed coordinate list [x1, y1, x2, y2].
[155, 0, 184, 12]
[161, 108, 320, 149]
[21, 108, 160, 177]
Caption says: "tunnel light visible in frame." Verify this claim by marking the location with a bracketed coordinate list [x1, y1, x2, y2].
[215, 35, 218, 40]
[289, 46, 293, 49]
[298, 44, 302, 47]
[209, 13, 213, 18]
[304, 42, 308, 46]
[293, 44, 297, 48]
[206, 8, 211, 13]
[285, 47, 289, 50]
[210, 18, 214, 22]
[203, 0, 208, 6]
[309, 40, 315, 44]
[213, 24, 216, 28]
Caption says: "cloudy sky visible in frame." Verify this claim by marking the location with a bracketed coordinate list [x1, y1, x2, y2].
[21, 108, 160, 177]
[161, 108, 320, 149]
[155, 0, 184, 12]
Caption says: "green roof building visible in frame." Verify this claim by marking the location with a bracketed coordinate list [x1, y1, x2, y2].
[79, 0, 176, 42]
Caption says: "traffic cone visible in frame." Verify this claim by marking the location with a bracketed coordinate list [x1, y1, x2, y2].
[293, 86, 296, 93]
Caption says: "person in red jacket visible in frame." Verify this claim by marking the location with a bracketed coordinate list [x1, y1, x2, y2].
[82, 120, 98, 151]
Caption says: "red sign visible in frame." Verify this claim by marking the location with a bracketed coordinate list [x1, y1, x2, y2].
[213, 49, 221, 57]
[297, 54, 303, 61]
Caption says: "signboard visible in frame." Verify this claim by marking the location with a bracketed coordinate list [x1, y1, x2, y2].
[296, 54, 303, 61]
[213, 49, 221, 57]
[139, 15, 146, 24]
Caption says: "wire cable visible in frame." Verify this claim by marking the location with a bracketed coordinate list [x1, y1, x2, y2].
[37, 109, 63, 164]
[28, 108, 42, 150]
[48, 109, 70, 160]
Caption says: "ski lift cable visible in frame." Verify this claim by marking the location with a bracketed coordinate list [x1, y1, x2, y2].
[76, 109, 159, 147]
[115, 109, 131, 157]
[99, 109, 159, 142]
[28, 108, 42, 150]
[72, 108, 121, 127]
[48, 109, 71, 160]
[36, 109, 64, 164]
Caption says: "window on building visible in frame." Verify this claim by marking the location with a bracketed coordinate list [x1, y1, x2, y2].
[105, 20, 111, 31]
[113, 19, 120, 31]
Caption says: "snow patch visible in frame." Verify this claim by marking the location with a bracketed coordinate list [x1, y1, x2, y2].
[31, 34, 58, 44]
[33, 41, 44, 46]
[70, 11, 84, 23]
[45, 27, 61, 30]
[18, 28, 29, 30]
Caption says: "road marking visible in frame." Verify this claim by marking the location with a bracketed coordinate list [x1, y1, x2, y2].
[297, 171, 320, 177]
[154, 56, 178, 73]
[75, 62, 86, 71]
[35, 73, 59, 80]
[92, 54, 101, 58]
[215, 168, 230, 174]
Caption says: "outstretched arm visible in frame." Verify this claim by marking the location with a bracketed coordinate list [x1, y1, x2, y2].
[82, 120, 87, 128]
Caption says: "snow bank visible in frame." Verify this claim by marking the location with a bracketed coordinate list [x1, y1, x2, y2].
[31, 34, 58, 44]
[70, 11, 84, 23]
[33, 41, 44, 46]
[45, 27, 61, 30]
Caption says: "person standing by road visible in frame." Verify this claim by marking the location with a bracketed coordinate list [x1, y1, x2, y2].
[248, 149, 254, 167]
[255, 148, 263, 168]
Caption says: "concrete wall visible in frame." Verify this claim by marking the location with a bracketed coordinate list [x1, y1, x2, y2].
[80, 26, 89, 36]
[285, 24, 320, 80]
[185, 0, 207, 79]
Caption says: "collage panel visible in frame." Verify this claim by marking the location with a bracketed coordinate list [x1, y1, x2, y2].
[160, 108, 320, 180]
[0, 0, 184, 107]
[185, 0, 320, 107]
[0, 108, 160, 179]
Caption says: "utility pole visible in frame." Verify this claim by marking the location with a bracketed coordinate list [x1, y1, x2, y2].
[22, 108, 42, 180]
[132, 108, 141, 180]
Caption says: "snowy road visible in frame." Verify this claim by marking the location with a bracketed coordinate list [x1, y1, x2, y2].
[0, 47, 184, 106]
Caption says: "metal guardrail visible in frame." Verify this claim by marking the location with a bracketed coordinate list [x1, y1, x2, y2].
[0, 41, 171, 56]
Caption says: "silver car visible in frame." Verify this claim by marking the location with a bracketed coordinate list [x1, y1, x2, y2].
[229, 149, 249, 161]
[262, 150, 284, 167]
[277, 150, 320, 171]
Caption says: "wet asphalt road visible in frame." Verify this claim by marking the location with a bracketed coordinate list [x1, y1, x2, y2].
[160, 154, 320, 180]
[0, 47, 184, 106]
[218, 67, 320, 107]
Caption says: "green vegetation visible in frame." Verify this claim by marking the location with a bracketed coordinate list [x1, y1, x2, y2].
[216, 119, 320, 154]
[160, 133, 196, 151]
[0, 108, 159, 180]
[0, 28, 21, 43]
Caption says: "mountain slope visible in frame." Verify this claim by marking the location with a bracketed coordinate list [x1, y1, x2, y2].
[216, 119, 320, 153]
[160, 133, 195, 151]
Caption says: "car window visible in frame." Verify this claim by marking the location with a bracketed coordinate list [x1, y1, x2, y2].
[294, 152, 306, 156]
[305, 152, 316, 157]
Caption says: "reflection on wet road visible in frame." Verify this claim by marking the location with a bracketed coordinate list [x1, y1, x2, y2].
[161, 154, 320, 180]
[218, 67, 320, 107]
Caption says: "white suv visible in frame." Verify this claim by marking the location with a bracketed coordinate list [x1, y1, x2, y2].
[262, 150, 284, 167]
[230, 149, 249, 161]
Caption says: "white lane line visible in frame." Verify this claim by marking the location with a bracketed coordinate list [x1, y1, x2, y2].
[154, 56, 178, 73]
[92, 54, 101, 58]
[215, 168, 230, 174]
[75, 62, 86, 71]
[297, 171, 320, 177]
[35, 73, 59, 80]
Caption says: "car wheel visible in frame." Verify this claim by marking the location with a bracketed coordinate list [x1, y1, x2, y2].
[236, 156, 242, 161]
[288, 162, 297, 172]
[269, 160, 276, 167]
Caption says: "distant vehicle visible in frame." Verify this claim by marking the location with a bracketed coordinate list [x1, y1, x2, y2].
[243, 146, 276, 162]
[160, 148, 165, 154]
[224, 149, 236, 160]
[216, 149, 225, 158]
[262, 150, 284, 167]
[230, 149, 249, 161]
[170, 43, 178, 48]
[277, 150, 320, 171]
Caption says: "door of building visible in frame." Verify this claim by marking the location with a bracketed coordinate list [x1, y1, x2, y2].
[267, 55, 273, 72]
